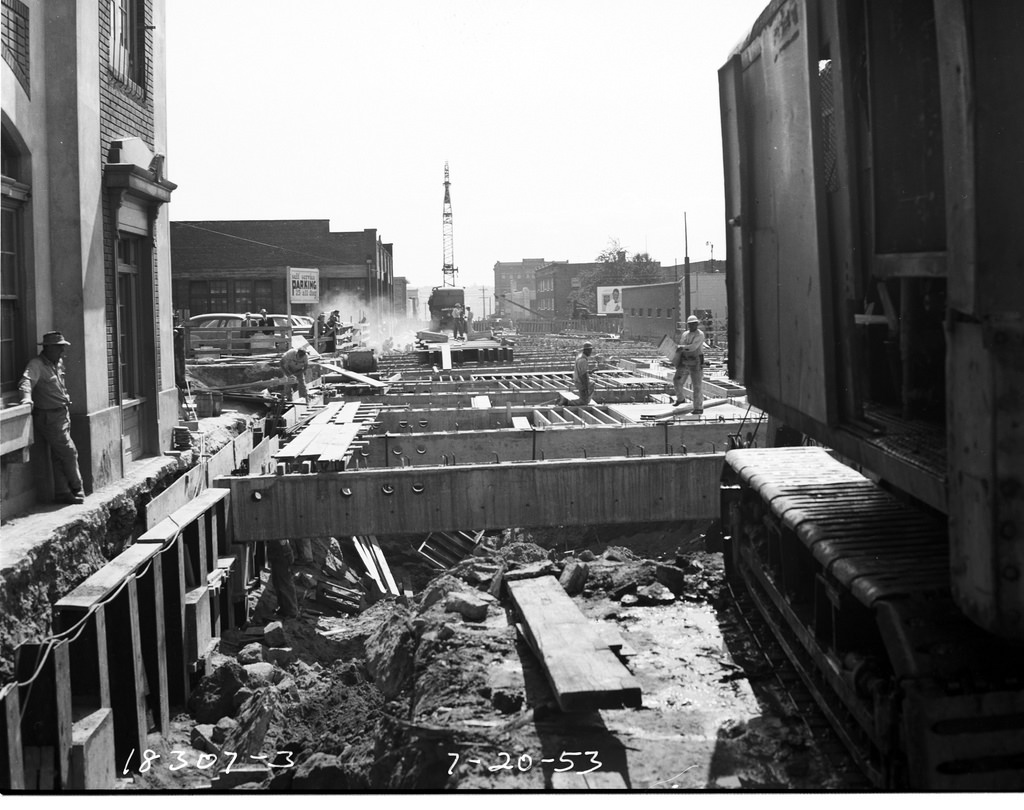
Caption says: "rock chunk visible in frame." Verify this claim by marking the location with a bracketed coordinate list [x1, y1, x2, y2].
[211, 716, 239, 744]
[237, 642, 264, 665]
[243, 662, 280, 686]
[559, 561, 589, 596]
[263, 621, 287, 647]
[444, 591, 489, 622]
[188, 661, 247, 723]
[291, 753, 348, 790]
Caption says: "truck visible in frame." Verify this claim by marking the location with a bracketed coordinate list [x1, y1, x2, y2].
[718, 0, 1024, 790]
[427, 286, 465, 334]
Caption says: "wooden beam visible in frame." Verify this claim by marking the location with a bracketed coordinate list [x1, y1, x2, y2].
[223, 454, 724, 541]
[507, 576, 641, 712]
[0, 682, 24, 791]
[16, 640, 72, 789]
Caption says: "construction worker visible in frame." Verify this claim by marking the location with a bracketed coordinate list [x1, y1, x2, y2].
[266, 539, 299, 619]
[279, 346, 309, 402]
[573, 341, 595, 405]
[673, 315, 705, 413]
[19, 331, 85, 504]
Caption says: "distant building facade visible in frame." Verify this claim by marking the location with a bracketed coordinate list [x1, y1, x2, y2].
[169, 221, 395, 325]
[621, 266, 727, 342]
[535, 262, 601, 319]
[2, 0, 180, 512]
[493, 258, 547, 317]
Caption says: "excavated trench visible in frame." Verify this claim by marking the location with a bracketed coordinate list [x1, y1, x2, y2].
[125, 519, 867, 791]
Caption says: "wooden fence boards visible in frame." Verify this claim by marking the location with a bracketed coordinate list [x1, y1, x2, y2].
[507, 576, 641, 712]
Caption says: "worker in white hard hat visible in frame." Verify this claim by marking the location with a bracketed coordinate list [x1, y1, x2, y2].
[672, 315, 705, 413]
[573, 341, 595, 405]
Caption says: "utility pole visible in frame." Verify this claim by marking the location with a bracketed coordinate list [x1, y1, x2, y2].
[684, 213, 691, 334]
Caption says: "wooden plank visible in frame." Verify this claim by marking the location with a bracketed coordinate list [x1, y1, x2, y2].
[54, 543, 162, 610]
[349, 537, 386, 595]
[145, 464, 206, 529]
[314, 423, 364, 464]
[1, 681, 25, 791]
[69, 708, 115, 790]
[205, 440, 237, 485]
[16, 639, 73, 789]
[104, 576, 148, 769]
[160, 487, 230, 533]
[506, 576, 641, 712]
[364, 536, 400, 595]
[318, 361, 387, 388]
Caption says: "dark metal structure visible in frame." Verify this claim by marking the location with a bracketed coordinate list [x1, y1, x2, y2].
[719, 0, 1024, 790]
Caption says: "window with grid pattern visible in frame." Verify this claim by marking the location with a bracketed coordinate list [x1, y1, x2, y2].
[109, 0, 146, 93]
[117, 237, 142, 399]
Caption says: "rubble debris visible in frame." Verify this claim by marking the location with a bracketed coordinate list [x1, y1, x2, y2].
[190, 724, 220, 755]
[502, 560, 558, 581]
[291, 753, 349, 791]
[636, 582, 676, 605]
[188, 661, 248, 723]
[364, 605, 416, 698]
[242, 662, 281, 686]
[559, 560, 589, 596]
[212, 716, 240, 744]
[263, 620, 287, 647]
[237, 642, 263, 664]
[444, 590, 492, 622]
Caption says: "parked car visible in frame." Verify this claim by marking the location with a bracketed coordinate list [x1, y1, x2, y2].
[186, 311, 312, 354]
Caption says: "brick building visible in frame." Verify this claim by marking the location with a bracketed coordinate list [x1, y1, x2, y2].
[620, 265, 728, 343]
[535, 261, 601, 319]
[492, 258, 547, 317]
[169, 220, 396, 326]
[2, 0, 179, 513]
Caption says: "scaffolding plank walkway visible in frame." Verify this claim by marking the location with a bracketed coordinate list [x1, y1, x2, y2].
[507, 576, 641, 712]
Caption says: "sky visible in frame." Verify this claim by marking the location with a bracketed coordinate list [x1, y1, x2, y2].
[164, 0, 768, 293]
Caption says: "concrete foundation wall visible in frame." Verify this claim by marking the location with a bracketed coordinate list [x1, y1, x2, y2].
[362, 423, 740, 467]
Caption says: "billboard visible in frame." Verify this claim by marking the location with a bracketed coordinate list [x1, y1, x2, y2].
[597, 286, 624, 314]
[288, 267, 320, 304]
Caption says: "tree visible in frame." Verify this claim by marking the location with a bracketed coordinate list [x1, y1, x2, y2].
[569, 239, 669, 313]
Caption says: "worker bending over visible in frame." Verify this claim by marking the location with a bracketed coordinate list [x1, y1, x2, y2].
[574, 341, 595, 405]
[280, 346, 309, 402]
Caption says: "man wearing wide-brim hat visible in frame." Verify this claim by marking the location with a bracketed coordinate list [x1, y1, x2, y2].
[18, 331, 85, 505]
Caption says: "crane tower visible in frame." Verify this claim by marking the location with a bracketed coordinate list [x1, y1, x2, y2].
[441, 161, 458, 287]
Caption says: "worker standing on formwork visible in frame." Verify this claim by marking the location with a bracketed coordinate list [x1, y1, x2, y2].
[573, 341, 595, 405]
[279, 346, 309, 403]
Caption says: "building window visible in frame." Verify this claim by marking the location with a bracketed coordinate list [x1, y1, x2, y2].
[209, 280, 228, 311]
[657, 308, 662, 317]
[117, 237, 142, 399]
[234, 280, 253, 313]
[189, 281, 209, 315]
[1, 130, 28, 397]
[667, 308, 673, 319]
[1, 0, 30, 96]
[647, 308, 652, 317]
[254, 280, 273, 311]
[1, 206, 23, 394]
[108, 0, 146, 94]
